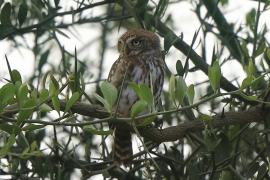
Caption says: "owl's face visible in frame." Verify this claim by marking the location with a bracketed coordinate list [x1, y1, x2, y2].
[118, 29, 160, 56]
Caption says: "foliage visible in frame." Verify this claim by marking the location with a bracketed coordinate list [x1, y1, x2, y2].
[1, 0, 270, 179]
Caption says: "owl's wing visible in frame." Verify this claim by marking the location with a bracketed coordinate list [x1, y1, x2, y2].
[107, 58, 127, 89]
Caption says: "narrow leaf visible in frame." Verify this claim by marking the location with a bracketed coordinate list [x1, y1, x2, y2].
[0, 3, 11, 25]
[38, 50, 50, 72]
[0, 134, 16, 157]
[0, 83, 15, 105]
[49, 76, 59, 96]
[187, 84, 195, 104]
[39, 89, 49, 102]
[17, 99, 36, 125]
[11, 69, 22, 83]
[169, 75, 176, 105]
[22, 124, 45, 131]
[175, 76, 187, 105]
[51, 96, 60, 115]
[100, 81, 118, 111]
[131, 100, 148, 118]
[240, 76, 253, 90]
[208, 61, 221, 92]
[64, 92, 80, 113]
[83, 125, 113, 135]
[94, 93, 110, 112]
[18, 3, 28, 26]
[17, 84, 28, 106]
[138, 84, 153, 105]
[39, 103, 52, 112]
[176, 60, 184, 76]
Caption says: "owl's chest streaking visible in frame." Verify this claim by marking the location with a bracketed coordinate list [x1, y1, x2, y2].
[108, 52, 164, 116]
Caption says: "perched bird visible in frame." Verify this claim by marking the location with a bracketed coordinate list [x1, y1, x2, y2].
[107, 29, 165, 165]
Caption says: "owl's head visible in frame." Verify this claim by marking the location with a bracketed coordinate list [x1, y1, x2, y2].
[118, 29, 160, 56]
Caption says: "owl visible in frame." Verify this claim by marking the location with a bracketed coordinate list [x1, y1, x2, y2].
[107, 29, 165, 165]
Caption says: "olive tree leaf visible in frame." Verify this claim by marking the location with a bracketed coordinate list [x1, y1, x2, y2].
[94, 93, 110, 112]
[11, 69, 22, 83]
[131, 100, 148, 118]
[175, 76, 187, 105]
[208, 61, 221, 92]
[1, 3, 11, 25]
[187, 84, 195, 104]
[64, 92, 80, 113]
[51, 96, 60, 115]
[18, 3, 28, 26]
[99, 81, 118, 112]
[169, 75, 176, 106]
[83, 125, 113, 135]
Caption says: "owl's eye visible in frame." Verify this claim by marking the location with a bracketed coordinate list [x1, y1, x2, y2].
[132, 39, 141, 46]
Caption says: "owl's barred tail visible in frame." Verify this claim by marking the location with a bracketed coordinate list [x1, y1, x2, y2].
[113, 127, 133, 165]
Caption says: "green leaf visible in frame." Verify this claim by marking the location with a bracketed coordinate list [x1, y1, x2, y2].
[129, 82, 153, 106]
[255, 39, 265, 57]
[240, 76, 253, 90]
[41, 71, 50, 89]
[39, 89, 49, 102]
[208, 61, 221, 92]
[83, 125, 113, 135]
[22, 124, 45, 131]
[131, 100, 148, 118]
[0, 3, 11, 25]
[175, 76, 187, 105]
[199, 114, 213, 123]
[64, 92, 80, 113]
[247, 59, 255, 76]
[169, 75, 176, 106]
[94, 93, 110, 112]
[176, 60, 184, 76]
[11, 69, 22, 83]
[251, 75, 265, 91]
[187, 84, 195, 104]
[0, 83, 15, 105]
[137, 116, 156, 127]
[0, 123, 20, 134]
[51, 96, 60, 115]
[266, 48, 270, 61]
[38, 50, 50, 72]
[129, 82, 140, 95]
[0, 134, 16, 157]
[17, 99, 36, 125]
[138, 84, 153, 105]
[0, 24, 15, 40]
[239, 92, 257, 101]
[100, 81, 118, 111]
[18, 3, 28, 26]
[68, 73, 76, 93]
[49, 75, 59, 96]
[54, 0, 60, 8]
[246, 8, 256, 29]
[17, 84, 28, 106]
[39, 103, 52, 112]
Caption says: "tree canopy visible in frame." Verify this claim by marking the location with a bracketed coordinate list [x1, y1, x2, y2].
[1, 0, 270, 179]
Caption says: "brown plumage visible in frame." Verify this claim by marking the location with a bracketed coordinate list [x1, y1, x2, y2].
[107, 29, 165, 165]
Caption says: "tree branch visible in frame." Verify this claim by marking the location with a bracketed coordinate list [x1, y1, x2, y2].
[3, 101, 266, 144]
